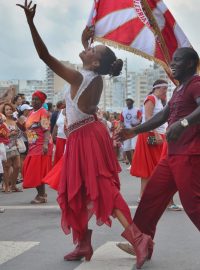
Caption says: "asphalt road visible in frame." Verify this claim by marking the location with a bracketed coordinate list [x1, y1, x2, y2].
[0, 163, 199, 270]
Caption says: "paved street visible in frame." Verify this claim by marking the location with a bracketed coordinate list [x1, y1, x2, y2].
[0, 163, 199, 270]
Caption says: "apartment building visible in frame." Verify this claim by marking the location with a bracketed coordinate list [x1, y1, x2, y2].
[0, 61, 175, 111]
[18, 80, 46, 102]
[46, 61, 82, 103]
[99, 75, 126, 112]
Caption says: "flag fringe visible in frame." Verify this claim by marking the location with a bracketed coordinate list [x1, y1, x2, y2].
[95, 36, 178, 85]
[95, 36, 170, 72]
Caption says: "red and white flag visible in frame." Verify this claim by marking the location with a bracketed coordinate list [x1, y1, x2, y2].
[87, 0, 191, 74]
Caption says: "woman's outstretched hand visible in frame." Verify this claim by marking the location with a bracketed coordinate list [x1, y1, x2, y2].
[17, 0, 36, 22]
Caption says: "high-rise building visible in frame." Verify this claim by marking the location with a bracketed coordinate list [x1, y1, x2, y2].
[46, 61, 81, 103]
[134, 74, 148, 108]
[0, 80, 47, 103]
[99, 75, 125, 112]
[18, 80, 46, 102]
[98, 63, 175, 112]
[126, 72, 137, 100]
[0, 80, 19, 97]
[127, 64, 175, 108]
[0, 61, 175, 111]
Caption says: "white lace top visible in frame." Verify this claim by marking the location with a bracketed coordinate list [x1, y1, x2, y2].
[56, 109, 67, 139]
[65, 69, 98, 126]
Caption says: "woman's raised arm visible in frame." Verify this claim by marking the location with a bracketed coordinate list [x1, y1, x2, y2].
[17, 0, 82, 86]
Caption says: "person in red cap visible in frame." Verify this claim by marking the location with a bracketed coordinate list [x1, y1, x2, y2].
[18, 2, 153, 269]
[22, 90, 53, 203]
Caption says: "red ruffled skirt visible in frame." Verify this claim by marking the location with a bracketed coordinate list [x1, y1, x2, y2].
[43, 155, 63, 190]
[23, 155, 52, 188]
[54, 137, 66, 166]
[130, 132, 165, 179]
[57, 120, 132, 243]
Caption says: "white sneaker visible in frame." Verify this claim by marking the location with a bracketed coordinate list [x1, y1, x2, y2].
[126, 165, 131, 170]
[167, 204, 182, 211]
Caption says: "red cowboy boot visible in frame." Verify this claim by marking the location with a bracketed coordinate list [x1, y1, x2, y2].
[121, 223, 153, 269]
[116, 241, 154, 260]
[116, 242, 135, 256]
[64, 229, 93, 261]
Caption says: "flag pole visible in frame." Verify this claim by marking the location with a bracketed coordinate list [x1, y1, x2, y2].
[89, 0, 100, 47]
[141, 0, 178, 85]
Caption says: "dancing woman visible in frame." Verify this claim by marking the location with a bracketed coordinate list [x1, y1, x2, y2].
[17, 1, 153, 268]
[131, 80, 168, 199]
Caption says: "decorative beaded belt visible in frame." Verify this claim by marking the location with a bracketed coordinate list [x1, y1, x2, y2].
[68, 116, 96, 135]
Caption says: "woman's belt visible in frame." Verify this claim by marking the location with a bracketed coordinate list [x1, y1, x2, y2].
[68, 115, 96, 135]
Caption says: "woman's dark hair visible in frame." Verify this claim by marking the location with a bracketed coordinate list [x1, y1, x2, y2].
[103, 111, 110, 121]
[47, 102, 53, 112]
[56, 100, 64, 110]
[148, 79, 168, 95]
[13, 94, 21, 104]
[2, 103, 15, 115]
[95, 46, 123, 76]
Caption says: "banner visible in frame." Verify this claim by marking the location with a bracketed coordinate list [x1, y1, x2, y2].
[87, 0, 191, 75]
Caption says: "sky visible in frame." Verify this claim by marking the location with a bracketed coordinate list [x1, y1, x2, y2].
[0, 0, 200, 80]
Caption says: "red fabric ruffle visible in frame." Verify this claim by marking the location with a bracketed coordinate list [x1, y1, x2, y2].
[54, 137, 66, 166]
[43, 155, 63, 190]
[23, 155, 52, 188]
[56, 120, 131, 243]
[131, 132, 165, 179]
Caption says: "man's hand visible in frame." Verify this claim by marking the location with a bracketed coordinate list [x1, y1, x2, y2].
[17, 0, 36, 22]
[166, 121, 185, 142]
[154, 132, 163, 145]
[115, 127, 137, 142]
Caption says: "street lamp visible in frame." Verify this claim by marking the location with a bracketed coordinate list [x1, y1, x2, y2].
[124, 58, 128, 105]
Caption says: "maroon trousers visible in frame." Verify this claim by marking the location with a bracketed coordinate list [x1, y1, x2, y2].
[134, 155, 200, 238]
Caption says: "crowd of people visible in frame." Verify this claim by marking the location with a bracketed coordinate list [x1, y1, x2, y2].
[0, 92, 66, 198]
[0, 91, 143, 200]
